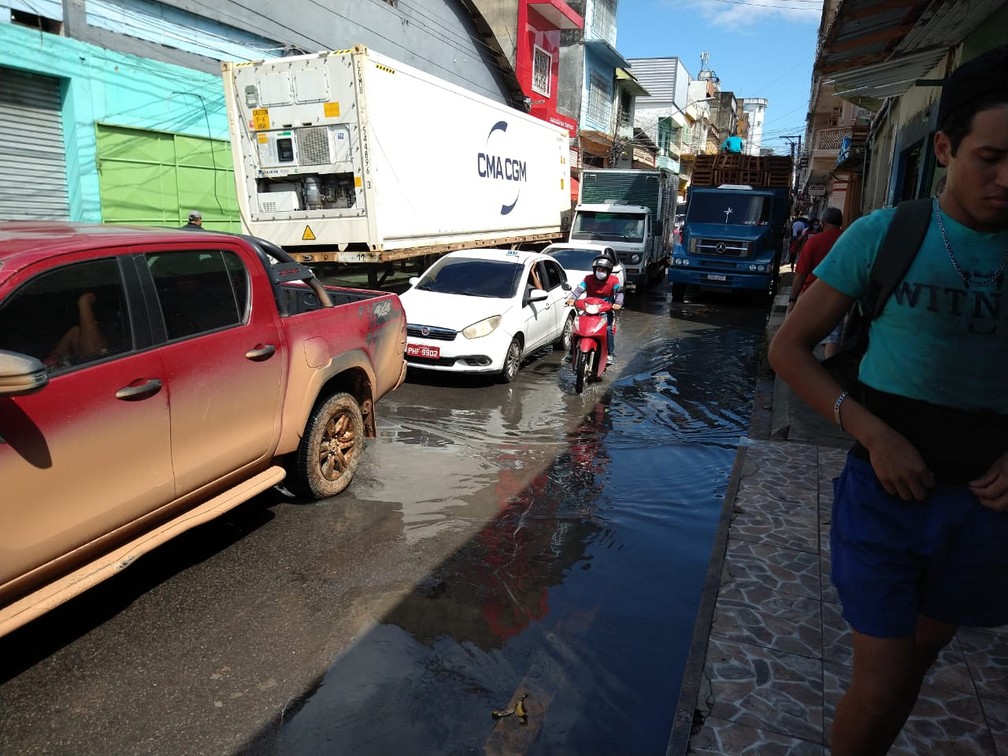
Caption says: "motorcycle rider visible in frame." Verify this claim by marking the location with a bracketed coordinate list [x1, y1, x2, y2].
[566, 256, 624, 364]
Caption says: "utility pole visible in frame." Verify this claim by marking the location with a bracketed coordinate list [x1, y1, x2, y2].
[780, 134, 803, 199]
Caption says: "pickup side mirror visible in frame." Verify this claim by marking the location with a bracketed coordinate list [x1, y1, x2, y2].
[0, 350, 49, 396]
[528, 288, 549, 302]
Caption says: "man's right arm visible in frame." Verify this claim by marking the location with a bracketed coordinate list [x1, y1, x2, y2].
[776, 211, 937, 500]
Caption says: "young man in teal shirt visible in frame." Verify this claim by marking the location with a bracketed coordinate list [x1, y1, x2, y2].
[770, 43, 1008, 754]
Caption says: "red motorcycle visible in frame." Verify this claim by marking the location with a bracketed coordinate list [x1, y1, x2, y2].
[569, 296, 614, 394]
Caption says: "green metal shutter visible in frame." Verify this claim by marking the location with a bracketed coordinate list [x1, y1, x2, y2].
[0, 68, 70, 220]
[96, 124, 241, 231]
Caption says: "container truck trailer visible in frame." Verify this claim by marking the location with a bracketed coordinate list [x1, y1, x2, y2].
[669, 153, 793, 303]
[221, 46, 571, 285]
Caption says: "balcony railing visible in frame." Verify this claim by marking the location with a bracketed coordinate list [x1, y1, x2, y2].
[813, 126, 852, 153]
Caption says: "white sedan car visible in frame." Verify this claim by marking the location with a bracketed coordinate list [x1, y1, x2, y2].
[542, 242, 625, 289]
[399, 248, 574, 382]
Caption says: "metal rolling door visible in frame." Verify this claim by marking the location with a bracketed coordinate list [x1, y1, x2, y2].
[0, 67, 70, 220]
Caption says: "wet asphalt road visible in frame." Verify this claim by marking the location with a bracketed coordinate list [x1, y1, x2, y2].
[0, 280, 768, 755]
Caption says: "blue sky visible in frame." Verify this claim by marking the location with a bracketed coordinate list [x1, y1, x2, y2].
[616, 0, 823, 155]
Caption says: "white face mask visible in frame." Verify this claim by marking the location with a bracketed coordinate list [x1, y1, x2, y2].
[594, 271, 607, 280]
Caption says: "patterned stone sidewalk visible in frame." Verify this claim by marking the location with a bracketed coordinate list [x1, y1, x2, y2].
[670, 437, 1008, 755]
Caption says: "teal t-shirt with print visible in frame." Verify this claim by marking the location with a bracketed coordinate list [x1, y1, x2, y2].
[814, 202, 1008, 412]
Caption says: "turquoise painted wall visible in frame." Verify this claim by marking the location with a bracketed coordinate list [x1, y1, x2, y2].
[1, 23, 230, 222]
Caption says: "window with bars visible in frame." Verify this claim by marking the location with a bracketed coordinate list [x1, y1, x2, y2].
[532, 46, 551, 96]
[587, 72, 612, 128]
[657, 119, 671, 155]
[590, 0, 616, 44]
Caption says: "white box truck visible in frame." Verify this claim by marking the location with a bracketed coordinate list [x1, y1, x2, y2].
[568, 168, 676, 291]
[221, 46, 571, 282]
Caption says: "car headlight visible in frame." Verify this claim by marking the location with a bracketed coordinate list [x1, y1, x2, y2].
[462, 315, 502, 339]
[630, 254, 642, 264]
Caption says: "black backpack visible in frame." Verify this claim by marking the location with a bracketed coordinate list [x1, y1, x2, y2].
[821, 198, 933, 395]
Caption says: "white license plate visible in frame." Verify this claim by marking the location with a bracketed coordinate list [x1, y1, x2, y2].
[406, 343, 440, 360]
[706, 274, 727, 282]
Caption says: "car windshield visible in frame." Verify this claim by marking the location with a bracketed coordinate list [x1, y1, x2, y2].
[414, 257, 523, 298]
[547, 248, 610, 271]
[687, 194, 771, 225]
[570, 211, 646, 243]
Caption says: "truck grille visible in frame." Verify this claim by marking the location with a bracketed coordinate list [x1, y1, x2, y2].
[693, 239, 750, 258]
[407, 324, 457, 341]
[296, 127, 330, 166]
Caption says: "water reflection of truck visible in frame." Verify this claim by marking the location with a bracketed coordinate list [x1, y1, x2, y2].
[221, 46, 571, 286]
[668, 154, 792, 303]
[569, 169, 675, 292]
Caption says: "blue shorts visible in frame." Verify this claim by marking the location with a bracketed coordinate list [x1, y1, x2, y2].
[831, 453, 1008, 638]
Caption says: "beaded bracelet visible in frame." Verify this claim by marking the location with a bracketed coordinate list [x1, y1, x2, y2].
[833, 391, 848, 430]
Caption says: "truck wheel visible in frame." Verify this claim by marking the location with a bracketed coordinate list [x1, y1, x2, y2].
[670, 283, 686, 303]
[555, 313, 574, 352]
[499, 337, 523, 383]
[288, 392, 365, 499]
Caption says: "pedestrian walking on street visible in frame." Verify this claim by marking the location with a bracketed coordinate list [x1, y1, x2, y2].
[787, 215, 808, 264]
[768, 43, 1008, 756]
[786, 206, 844, 358]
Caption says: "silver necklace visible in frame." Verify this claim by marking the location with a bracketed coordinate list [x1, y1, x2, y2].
[933, 197, 1008, 288]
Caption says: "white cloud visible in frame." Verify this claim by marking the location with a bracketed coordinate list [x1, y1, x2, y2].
[654, 0, 823, 29]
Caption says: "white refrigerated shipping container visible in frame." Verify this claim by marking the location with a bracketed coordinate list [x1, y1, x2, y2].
[222, 46, 570, 265]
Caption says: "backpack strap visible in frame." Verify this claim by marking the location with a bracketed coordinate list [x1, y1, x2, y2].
[863, 198, 933, 319]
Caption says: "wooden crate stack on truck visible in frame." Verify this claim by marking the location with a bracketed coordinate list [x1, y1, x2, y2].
[668, 154, 793, 303]
[221, 46, 571, 286]
[568, 168, 676, 292]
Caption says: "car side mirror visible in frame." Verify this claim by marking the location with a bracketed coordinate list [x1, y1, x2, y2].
[0, 350, 49, 396]
[561, 282, 572, 291]
[528, 288, 549, 302]
[408, 276, 420, 287]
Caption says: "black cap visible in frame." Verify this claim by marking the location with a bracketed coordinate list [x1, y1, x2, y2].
[937, 44, 1008, 130]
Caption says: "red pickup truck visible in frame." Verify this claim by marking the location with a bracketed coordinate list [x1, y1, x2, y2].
[0, 223, 407, 636]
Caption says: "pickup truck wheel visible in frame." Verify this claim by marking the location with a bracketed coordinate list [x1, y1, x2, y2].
[289, 392, 365, 499]
[500, 338, 522, 383]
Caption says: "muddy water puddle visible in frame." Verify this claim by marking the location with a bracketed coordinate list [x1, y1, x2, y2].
[268, 291, 766, 754]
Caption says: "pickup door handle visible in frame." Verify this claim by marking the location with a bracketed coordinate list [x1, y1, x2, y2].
[115, 379, 163, 401]
[245, 344, 277, 361]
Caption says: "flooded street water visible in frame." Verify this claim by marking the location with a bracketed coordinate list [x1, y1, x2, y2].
[265, 286, 766, 755]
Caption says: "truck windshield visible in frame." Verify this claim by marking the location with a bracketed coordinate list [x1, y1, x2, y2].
[571, 211, 646, 243]
[687, 194, 771, 225]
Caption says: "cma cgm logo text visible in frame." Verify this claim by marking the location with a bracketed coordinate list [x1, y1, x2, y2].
[477, 121, 526, 215]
